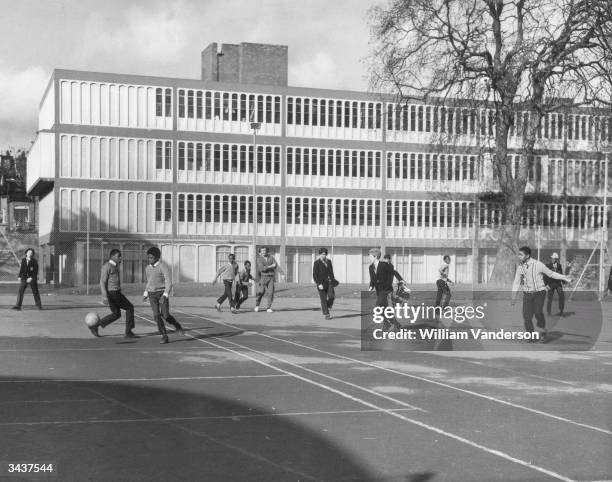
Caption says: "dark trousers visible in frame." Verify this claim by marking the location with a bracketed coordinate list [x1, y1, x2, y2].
[375, 288, 399, 328]
[546, 284, 565, 314]
[148, 291, 181, 336]
[435, 280, 451, 307]
[217, 280, 235, 308]
[234, 285, 249, 309]
[318, 285, 335, 315]
[522, 290, 547, 332]
[99, 291, 135, 333]
[15, 280, 42, 308]
[256, 277, 275, 308]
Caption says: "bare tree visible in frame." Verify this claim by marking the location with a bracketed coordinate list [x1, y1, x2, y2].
[369, 0, 612, 283]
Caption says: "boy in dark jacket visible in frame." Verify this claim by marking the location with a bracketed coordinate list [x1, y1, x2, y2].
[12, 248, 42, 310]
[313, 248, 336, 320]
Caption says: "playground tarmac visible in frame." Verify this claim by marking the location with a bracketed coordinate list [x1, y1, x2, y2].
[1, 290, 611, 481]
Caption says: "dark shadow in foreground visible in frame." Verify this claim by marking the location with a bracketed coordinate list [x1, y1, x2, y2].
[0, 376, 389, 482]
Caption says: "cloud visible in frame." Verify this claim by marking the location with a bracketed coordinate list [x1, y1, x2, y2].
[290, 51, 338, 89]
[73, 3, 191, 69]
[0, 66, 50, 148]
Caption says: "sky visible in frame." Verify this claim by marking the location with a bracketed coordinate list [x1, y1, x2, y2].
[0, 0, 382, 150]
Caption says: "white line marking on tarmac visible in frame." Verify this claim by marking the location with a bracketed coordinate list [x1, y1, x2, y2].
[0, 375, 289, 383]
[185, 327, 581, 482]
[0, 408, 419, 427]
[136, 310, 580, 481]
[133, 312, 423, 413]
[176, 309, 612, 436]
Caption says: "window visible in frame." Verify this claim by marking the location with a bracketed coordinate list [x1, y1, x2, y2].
[156, 141, 163, 169]
[156, 89, 163, 117]
[164, 142, 171, 170]
[187, 90, 194, 117]
[320, 100, 326, 126]
[205, 92, 212, 119]
[266, 96, 272, 123]
[196, 195, 203, 222]
[196, 91, 203, 118]
[274, 96, 281, 124]
[178, 90, 185, 117]
[178, 194, 185, 222]
[187, 194, 194, 222]
[345, 101, 351, 127]
[232, 94, 238, 121]
[178, 143, 185, 170]
[164, 89, 172, 117]
[155, 193, 171, 222]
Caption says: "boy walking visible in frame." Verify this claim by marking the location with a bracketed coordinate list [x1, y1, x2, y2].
[435, 255, 453, 308]
[143, 247, 184, 344]
[234, 260, 254, 310]
[213, 253, 239, 312]
[255, 247, 278, 313]
[313, 248, 336, 320]
[90, 249, 136, 338]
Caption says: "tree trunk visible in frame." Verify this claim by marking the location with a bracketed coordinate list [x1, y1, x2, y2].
[489, 189, 523, 285]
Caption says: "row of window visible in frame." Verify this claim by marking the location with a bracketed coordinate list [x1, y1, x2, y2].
[60, 189, 609, 232]
[154, 88, 173, 117]
[60, 82, 612, 143]
[57, 135, 610, 189]
[548, 159, 609, 188]
[287, 197, 381, 226]
[387, 153, 480, 181]
[177, 90, 282, 124]
[388, 200, 608, 229]
[287, 97, 382, 129]
[384, 104, 612, 142]
[287, 147, 382, 178]
[175, 194, 280, 224]
[177, 142, 280, 174]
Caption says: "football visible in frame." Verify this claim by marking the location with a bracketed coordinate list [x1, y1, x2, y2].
[84, 312, 100, 328]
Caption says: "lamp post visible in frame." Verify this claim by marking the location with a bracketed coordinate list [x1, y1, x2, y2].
[251, 121, 261, 295]
[599, 152, 609, 300]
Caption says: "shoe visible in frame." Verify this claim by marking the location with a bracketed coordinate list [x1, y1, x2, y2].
[266, 308, 273, 313]
[11, 306, 21, 311]
[254, 306, 259, 312]
[230, 307, 236, 313]
[124, 331, 138, 339]
[538, 331, 547, 343]
[37, 306, 44, 311]
[215, 303, 221, 312]
[160, 336, 169, 344]
[88, 325, 100, 337]
[325, 314, 331, 320]
[175, 325, 185, 336]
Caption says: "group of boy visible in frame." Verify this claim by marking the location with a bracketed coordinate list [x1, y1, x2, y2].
[87, 246, 282, 343]
[213, 246, 279, 313]
[87, 247, 184, 344]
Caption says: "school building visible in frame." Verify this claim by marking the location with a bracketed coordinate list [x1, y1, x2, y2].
[27, 42, 611, 286]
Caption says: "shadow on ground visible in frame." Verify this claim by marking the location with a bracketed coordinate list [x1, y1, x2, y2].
[0, 376, 396, 481]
